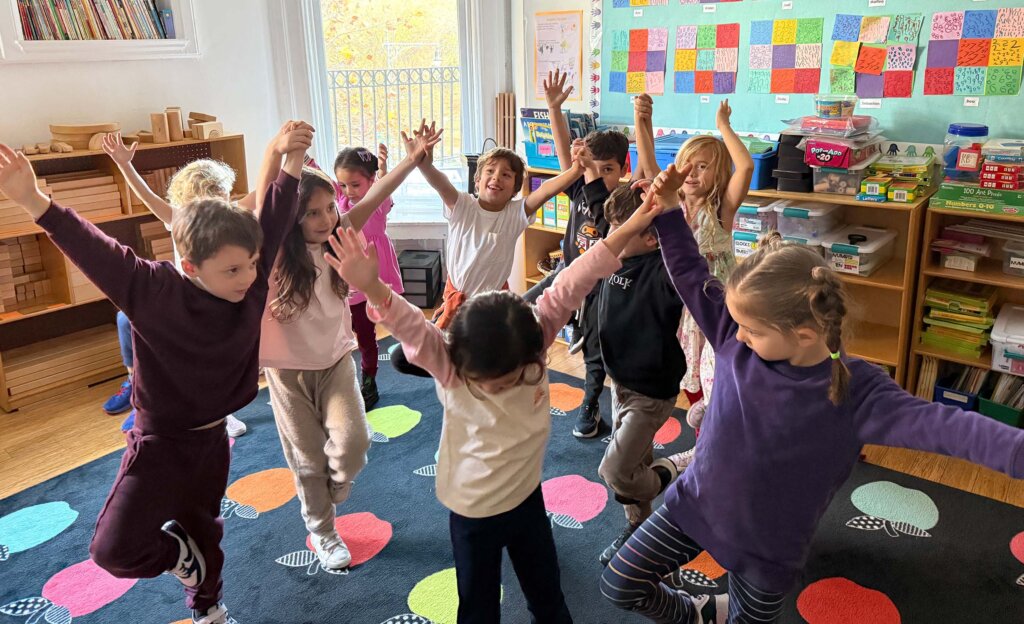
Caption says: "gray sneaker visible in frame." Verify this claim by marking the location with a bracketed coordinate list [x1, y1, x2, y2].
[668, 447, 697, 474]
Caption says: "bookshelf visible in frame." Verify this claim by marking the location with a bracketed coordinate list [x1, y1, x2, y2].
[0, 0, 198, 63]
[0, 133, 247, 411]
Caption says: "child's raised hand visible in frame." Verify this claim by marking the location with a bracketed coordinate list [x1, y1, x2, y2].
[402, 119, 444, 165]
[649, 164, 689, 209]
[716, 99, 732, 130]
[570, 138, 593, 170]
[0, 144, 50, 215]
[377, 143, 388, 177]
[633, 94, 653, 124]
[542, 69, 573, 109]
[325, 226, 380, 293]
[102, 132, 137, 166]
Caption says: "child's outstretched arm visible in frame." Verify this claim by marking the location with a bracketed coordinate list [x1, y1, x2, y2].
[524, 155, 584, 216]
[542, 69, 574, 172]
[257, 123, 313, 277]
[633, 94, 659, 179]
[405, 120, 457, 210]
[253, 121, 313, 213]
[649, 165, 736, 350]
[346, 131, 442, 231]
[324, 226, 457, 386]
[102, 132, 176, 224]
[716, 99, 754, 229]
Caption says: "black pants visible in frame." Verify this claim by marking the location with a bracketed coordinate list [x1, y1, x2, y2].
[449, 487, 573, 624]
[524, 264, 605, 405]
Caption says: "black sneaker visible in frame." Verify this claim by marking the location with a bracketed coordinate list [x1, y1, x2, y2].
[572, 400, 601, 438]
[599, 523, 638, 566]
[361, 374, 379, 410]
[162, 520, 205, 588]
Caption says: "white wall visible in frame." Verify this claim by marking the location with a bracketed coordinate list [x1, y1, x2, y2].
[0, 0, 286, 179]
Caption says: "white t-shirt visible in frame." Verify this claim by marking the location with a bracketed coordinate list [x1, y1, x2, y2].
[444, 192, 534, 294]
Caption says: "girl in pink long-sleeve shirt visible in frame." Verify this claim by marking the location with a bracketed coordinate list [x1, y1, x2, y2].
[323, 175, 676, 623]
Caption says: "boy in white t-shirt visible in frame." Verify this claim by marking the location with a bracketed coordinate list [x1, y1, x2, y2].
[390, 121, 585, 376]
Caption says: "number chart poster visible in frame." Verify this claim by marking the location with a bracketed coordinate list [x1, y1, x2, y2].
[828, 13, 925, 99]
[924, 8, 1024, 96]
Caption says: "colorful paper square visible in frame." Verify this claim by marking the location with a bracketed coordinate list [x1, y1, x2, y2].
[995, 8, 1024, 39]
[927, 39, 959, 69]
[924, 67, 955, 94]
[796, 18, 824, 45]
[772, 44, 796, 69]
[695, 71, 715, 94]
[717, 23, 741, 49]
[772, 19, 798, 45]
[697, 24, 717, 50]
[715, 47, 739, 73]
[646, 72, 665, 95]
[990, 38, 1024, 67]
[611, 51, 629, 72]
[957, 38, 992, 67]
[750, 45, 772, 70]
[886, 44, 917, 72]
[649, 28, 668, 51]
[696, 49, 716, 71]
[832, 14, 862, 43]
[855, 45, 887, 75]
[830, 68, 856, 94]
[954, 66, 986, 95]
[796, 43, 822, 69]
[985, 65, 1022, 95]
[630, 29, 649, 50]
[794, 68, 821, 93]
[931, 12, 965, 41]
[750, 20, 774, 46]
[675, 49, 698, 71]
[883, 70, 914, 97]
[676, 25, 698, 50]
[749, 69, 771, 93]
[612, 30, 630, 51]
[675, 71, 696, 93]
[626, 72, 647, 93]
[713, 72, 737, 94]
[609, 72, 627, 93]
[859, 16, 891, 44]
[888, 14, 924, 44]
[830, 40, 861, 67]
[629, 51, 647, 72]
[963, 10, 998, 39]
[647, 50, 667, 71]
[770, 68, 796, 93]
[856, 72, 885, 98]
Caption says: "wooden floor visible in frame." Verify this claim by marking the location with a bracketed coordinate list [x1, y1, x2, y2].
[1, 343, 1022, 507]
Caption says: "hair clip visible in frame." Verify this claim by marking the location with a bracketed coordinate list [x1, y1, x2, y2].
[356, 149, 374, 162]
[830, 351, 841, 360]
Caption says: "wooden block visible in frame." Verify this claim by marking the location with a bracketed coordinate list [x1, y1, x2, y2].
[150, 113, 170, 144]
[165, 108, 185, 142]
[193, 122, 224, 140]
[121, 134, 139, 145]
[88, 133, 106, 150]
[138, 131, 154, 143]
[188, 111, 217, 122]
[49, 123, 120, 135]
[21, 145, 39, 155]
[50, 141, 73, 153]
[51, 184, 120, 200]
[35, 143, 51, 154]
[17, 235, 35, 243]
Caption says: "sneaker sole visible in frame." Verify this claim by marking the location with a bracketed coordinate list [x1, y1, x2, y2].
[572, 424, 601, 439]
[103, 405, 132, 415]
[162, 521, 206, 588]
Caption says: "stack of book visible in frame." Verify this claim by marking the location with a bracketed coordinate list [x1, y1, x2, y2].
[922, 279, 997, 358]
[17, 0, 171, 41]
[989, 373, 1024, 411]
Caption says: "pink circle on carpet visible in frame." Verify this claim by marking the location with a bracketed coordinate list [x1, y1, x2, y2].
[654, 417, 681, 445]
[305, 512, 393, 567]
[41, 559, 136, 617]
[542, 475, 607, 522]
[1011, 531, 1024, 564]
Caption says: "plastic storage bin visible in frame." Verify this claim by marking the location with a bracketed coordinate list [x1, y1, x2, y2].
[820, 225, 897, 276]
[811, 155, 880, 196]
[750, 148, 779, 190]
[781, 231, 831, 257]
[814, 94, 858, 119]
[978, 396, 1023, 427]
[775, 202, 843, 238]
[734, 201, 779, 234]
[627, 133, 689, 172]
[524, 141, 560, 170]
[1002, 239, 1024, 276]
[943, 123, 988, 183]
[933, 378, 979, 411]
[732, 230, 761, 259]
[990, 304, 1024, 376]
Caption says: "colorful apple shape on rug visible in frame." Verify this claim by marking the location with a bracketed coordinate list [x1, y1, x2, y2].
[1011, 530, 1024, 586]
[666, 550, 727, 590]
[367, 405, 421, 443]
[653, 417, 682, 449]
[393, 567, 501, 624]
[847, 481, 938, 538]
[549, 383, 585, 417]
[276, 512, 393, 577]
[542, 475, 608, 529]
[0, 501, 78, 562]
[796, 577, 900, 624]
[221, 467, 297, 520]
[1, 559, 136, 623]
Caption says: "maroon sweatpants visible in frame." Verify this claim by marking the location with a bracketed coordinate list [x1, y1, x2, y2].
[89, 424, 230, 612]
[350, 301, 378, 377]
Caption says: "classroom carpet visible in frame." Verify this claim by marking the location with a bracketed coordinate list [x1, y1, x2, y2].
[1, 338, 1023, 623]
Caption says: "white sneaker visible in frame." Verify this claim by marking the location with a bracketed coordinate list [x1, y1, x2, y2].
[311, 532, 351, 570]
[192, 602, 230, 624]
[668, 446, 696, 474]
[225, 414, 246, 438]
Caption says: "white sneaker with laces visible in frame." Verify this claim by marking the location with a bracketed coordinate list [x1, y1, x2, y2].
[225, 414, 246, 438]
[668, 446, 697, 474]
[311, 532, 351, 570]
[192, 602, 230, 624]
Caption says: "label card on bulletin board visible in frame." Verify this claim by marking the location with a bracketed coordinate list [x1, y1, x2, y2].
[924, 8, 1024, 96]
[534, 11, 584, 102]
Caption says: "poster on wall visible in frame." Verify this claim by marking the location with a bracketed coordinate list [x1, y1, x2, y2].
[680, 0, 742, 4]
[828, 13, 924, 99]
[748, 18, 823, 94]
[535, 11, 584, 101]
[673, 23, 740, 94]
[924, 8, 1024, 96]
[612, 0, 668, 6]
[609, 28, 669, 95]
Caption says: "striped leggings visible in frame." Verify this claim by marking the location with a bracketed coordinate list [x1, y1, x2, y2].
[600, 507, 787, 624]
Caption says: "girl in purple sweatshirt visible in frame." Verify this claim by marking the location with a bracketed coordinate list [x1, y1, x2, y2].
[600, 165, 1024, 624]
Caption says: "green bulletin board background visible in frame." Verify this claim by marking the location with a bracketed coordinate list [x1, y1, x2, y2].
[599, 0, 1024, 142]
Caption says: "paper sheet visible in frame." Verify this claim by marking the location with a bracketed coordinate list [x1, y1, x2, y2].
[535, 11, 583, 101]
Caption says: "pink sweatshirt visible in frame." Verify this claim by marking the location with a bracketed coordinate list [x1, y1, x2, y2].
[368, 242, 621, 518]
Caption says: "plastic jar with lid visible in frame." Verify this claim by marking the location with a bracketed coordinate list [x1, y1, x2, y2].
[943, 123, 989, 183]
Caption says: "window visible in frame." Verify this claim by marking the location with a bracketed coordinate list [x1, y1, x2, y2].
[317, 0, 464, 220]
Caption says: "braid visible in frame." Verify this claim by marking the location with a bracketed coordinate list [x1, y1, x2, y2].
[809, 266, 850, 405]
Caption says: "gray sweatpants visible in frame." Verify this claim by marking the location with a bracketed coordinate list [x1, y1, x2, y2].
[598, 381, 677, 526]
[265, 353, 370, 538]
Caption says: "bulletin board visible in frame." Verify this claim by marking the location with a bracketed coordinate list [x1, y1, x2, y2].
[597, 0, 1024, 143]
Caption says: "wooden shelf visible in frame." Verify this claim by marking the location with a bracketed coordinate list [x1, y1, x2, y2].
[914, 343, 991, 370]
[849, 321, 900, 367]
[529, 222, 566, 235]
[748, 187, 934, 211]
[25, 134, 246, 163]
[837, 258, 905, 291]
[0, 211, 149, 240]
[922, 257, 1024, 290]
[525, 275, 542, 286]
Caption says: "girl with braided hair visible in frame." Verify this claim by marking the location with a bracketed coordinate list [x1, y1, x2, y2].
[600, 166, 1024, 624]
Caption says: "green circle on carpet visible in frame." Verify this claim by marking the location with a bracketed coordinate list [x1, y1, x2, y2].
[408, 568, 501, 623]
[367, 405, 422, 439]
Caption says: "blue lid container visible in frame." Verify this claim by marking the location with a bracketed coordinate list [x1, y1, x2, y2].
[947, 123, 989, 137]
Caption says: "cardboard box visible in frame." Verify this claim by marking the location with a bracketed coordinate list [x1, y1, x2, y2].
[931, 182, 1024, 216]
[555, 194, 570, 230]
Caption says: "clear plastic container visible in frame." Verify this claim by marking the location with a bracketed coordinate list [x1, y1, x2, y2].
[820, 225, 897, 276]
[782, 231, 832, 257]
[734, 201, 779, 234]
[943, 123, 988, 183]
[991, 304, 1024, 376]
[811, 154, 881, 196]
[774, 202, 843, 238]
[1003, 239, 1024, 276]
[732, 230, 761, 259]
[814, 94, 858, 119]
